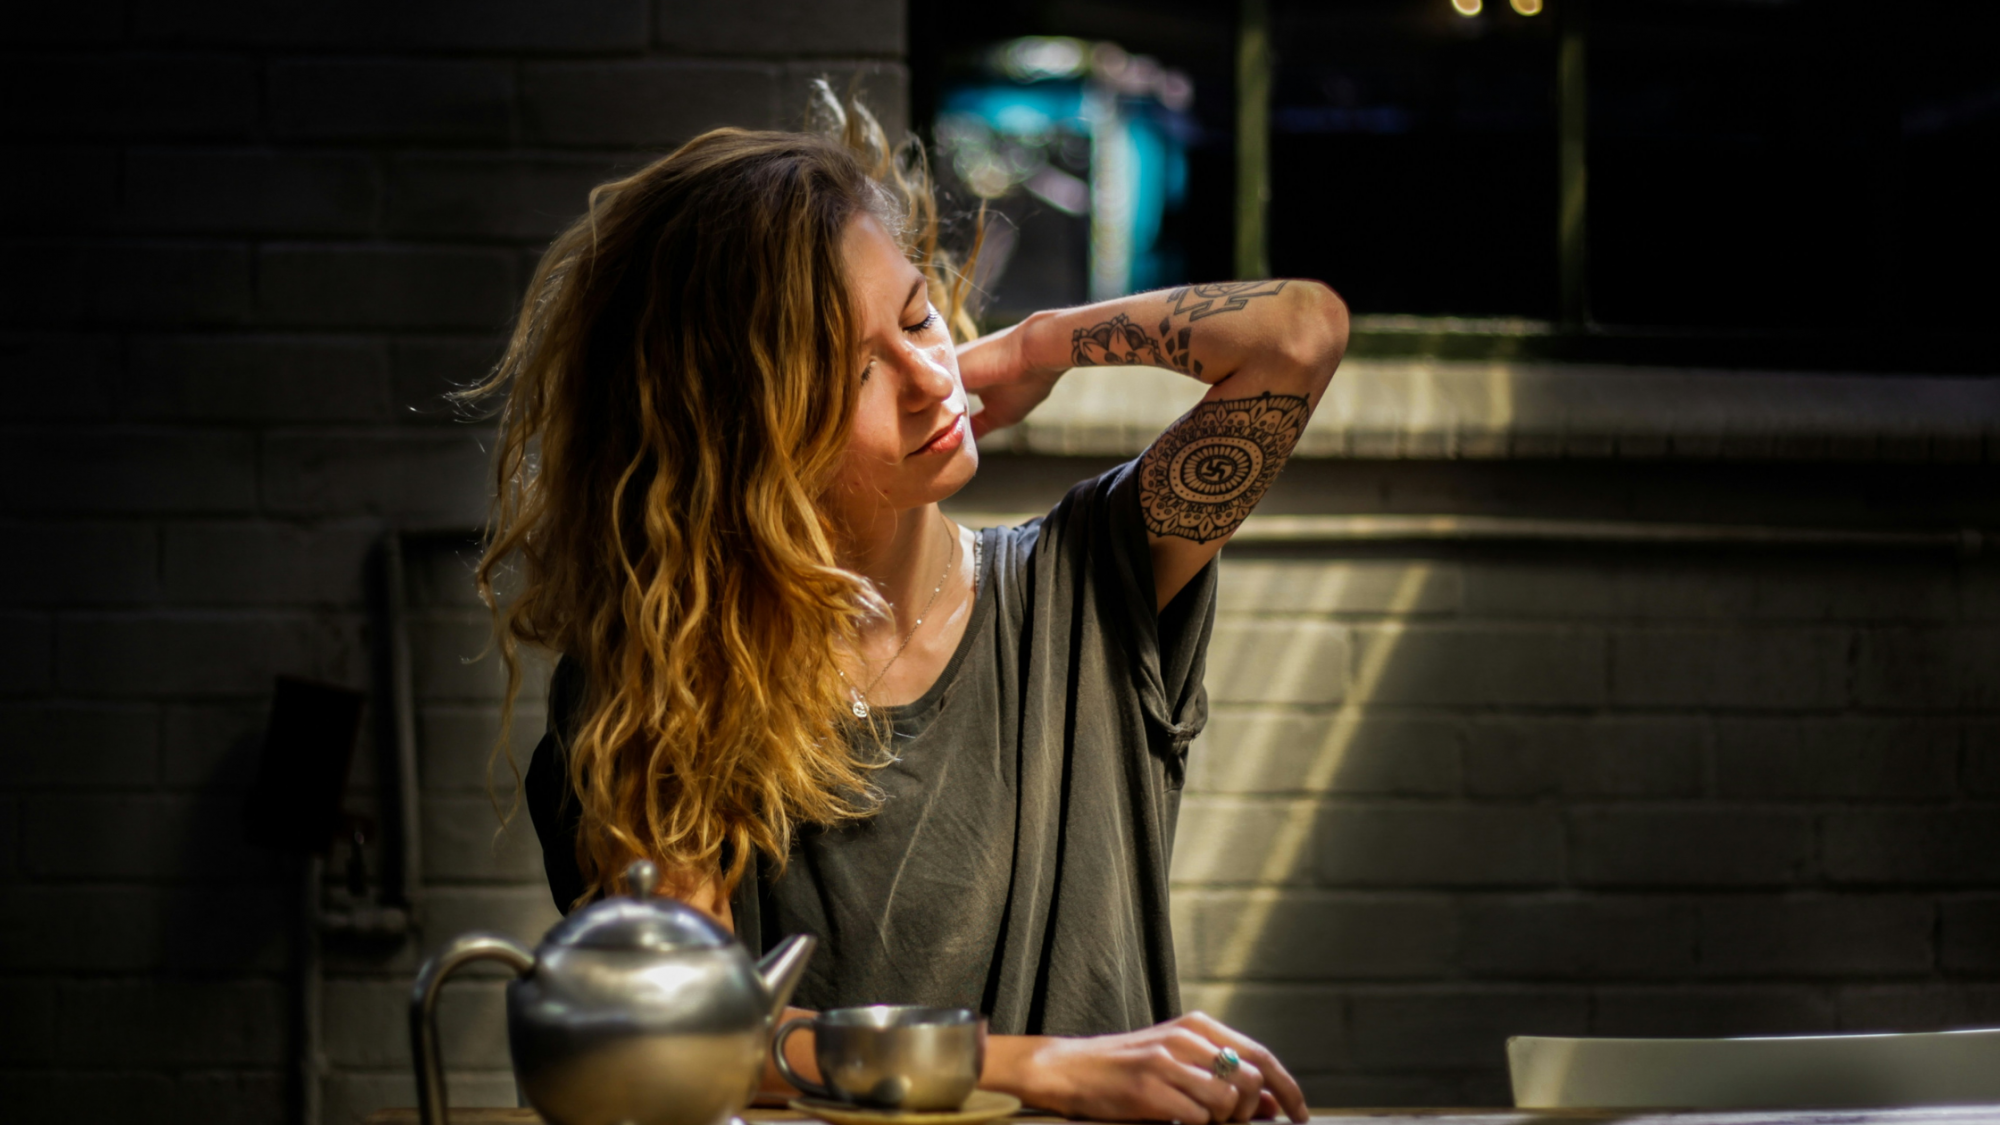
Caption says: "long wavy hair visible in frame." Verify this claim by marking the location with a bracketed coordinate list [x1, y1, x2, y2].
[468, 88, 981, 907]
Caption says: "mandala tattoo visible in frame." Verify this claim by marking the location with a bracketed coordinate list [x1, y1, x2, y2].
[1069, 280, 1290, 377]
[1140, 390, 1310, 543]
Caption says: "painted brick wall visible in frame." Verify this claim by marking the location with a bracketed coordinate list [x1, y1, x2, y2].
[0, 3, 906, 1122]
[1174, 543, 2000, 1106]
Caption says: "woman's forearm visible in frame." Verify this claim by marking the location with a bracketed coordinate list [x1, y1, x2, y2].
[1015, 281, 1348, 393]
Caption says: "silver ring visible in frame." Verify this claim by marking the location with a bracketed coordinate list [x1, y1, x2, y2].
[1212, 1045, 1241, 1080]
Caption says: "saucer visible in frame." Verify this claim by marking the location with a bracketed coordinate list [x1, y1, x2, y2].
[788, 1090, 1022, 1125]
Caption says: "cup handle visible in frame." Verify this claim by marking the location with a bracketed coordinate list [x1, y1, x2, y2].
[772, 1016, 835, 1101]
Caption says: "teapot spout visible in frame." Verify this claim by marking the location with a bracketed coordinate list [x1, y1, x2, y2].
[755, 933, 815, 1021]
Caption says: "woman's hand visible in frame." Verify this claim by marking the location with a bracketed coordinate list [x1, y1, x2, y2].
[984, 1012, 1309, 1124]
[955, 313, 1067, 439]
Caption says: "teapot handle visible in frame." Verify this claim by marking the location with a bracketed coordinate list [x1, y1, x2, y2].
[409, 933, 535, 1125]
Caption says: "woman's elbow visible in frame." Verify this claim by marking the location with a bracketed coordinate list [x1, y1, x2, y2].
[1278, 279, 1349, 386]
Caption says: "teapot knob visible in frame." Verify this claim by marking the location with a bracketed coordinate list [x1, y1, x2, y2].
[623, 858, 659, 899]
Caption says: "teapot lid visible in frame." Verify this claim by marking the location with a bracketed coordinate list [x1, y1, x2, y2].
[539, 859, 735, 954]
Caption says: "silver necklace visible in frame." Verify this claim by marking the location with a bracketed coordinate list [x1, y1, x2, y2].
[840, 513, 960, 720]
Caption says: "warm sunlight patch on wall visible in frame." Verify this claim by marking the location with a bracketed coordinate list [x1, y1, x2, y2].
[1181, 562, 1438, 981]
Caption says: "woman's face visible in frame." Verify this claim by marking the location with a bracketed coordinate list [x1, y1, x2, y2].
[828, 212, 978, 523]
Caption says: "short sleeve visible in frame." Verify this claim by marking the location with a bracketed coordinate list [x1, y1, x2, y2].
[1030, 457, 1219, 746]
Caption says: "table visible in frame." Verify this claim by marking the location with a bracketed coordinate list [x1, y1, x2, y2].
[361, 1108, 2000, 1125]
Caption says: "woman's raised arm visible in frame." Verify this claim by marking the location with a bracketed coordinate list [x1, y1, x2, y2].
[959, 281, 1349, 609]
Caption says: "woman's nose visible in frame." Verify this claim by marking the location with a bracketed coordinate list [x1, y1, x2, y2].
[896, 342, 959, 406]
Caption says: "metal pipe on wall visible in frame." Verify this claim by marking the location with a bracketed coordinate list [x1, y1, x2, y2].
[382, 531, 426, 912]
[297, 855, 324, 1125]
[293, 532, 430, 1124]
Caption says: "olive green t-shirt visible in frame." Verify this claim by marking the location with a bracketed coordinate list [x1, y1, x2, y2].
[528, 458, 1218, 1035]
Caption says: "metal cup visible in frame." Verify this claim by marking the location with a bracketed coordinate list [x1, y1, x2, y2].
[772, 1005, 986, 1112]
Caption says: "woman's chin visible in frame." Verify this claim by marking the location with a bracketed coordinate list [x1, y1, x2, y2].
[913, 438, 979, 507]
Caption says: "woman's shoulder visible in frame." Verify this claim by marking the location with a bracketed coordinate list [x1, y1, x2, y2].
[951, 458, 1149, 620]
[966, 512, 1049, 601]
[997, 458, 1143, 569]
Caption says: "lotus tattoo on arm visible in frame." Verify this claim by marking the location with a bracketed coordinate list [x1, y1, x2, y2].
[1068, 280, 1291, 378]
[1069, 312, 1198, 374]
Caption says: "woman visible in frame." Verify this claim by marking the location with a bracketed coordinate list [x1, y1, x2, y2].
[475, 92, 1347, 1124]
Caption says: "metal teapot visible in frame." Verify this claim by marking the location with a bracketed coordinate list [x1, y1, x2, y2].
[410, 859, 814, 1125]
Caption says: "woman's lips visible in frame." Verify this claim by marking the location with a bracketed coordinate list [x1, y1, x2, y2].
[911, 413, 967, 457]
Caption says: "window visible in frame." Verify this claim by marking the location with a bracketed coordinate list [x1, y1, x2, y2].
[914, 0, 2000, 369]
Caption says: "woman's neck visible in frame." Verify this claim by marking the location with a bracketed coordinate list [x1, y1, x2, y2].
[835, 501, 956, 633]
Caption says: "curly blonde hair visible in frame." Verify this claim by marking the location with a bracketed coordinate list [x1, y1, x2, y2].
[468, 88, 981, 907]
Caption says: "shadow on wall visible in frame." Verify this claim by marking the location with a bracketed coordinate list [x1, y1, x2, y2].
[146, 720, 295, 1121]
[316, 536, 560, 1125]
[1173, 547, 2000, 1106]
[167, 719, 295, 974]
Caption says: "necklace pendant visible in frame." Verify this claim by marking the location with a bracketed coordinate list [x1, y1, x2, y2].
[851, 697, 870, 719]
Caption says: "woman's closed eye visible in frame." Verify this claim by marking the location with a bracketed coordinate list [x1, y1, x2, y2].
[860, 306, 941, 380]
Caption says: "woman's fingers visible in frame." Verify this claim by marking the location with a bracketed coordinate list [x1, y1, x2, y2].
[1142, 1033, 1237, 1124]
[1229, 1060, 1266, 1120]
[960, 376, 1055, 437]
[953, 327, 1021, 392]
[1180, 1033, 1264, 1122]
[1180, 1013, 1309, 1124]
[1158, 1028, 1262, 1122]
[1255, 1090, 1282, 1121]
[1140, 1073, 1219, 1125]
[1210, 1056, 1264, 1121]
[1162, 1057, 1243, 1124]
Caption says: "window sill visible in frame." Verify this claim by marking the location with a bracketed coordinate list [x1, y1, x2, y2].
[975, 361, 2000, 463]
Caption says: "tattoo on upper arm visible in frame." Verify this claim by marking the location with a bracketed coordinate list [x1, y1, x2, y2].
[1069, 280, 1291, 376]
[1167, 280, 1292, 321]
[1140, 390, 1310, 543]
